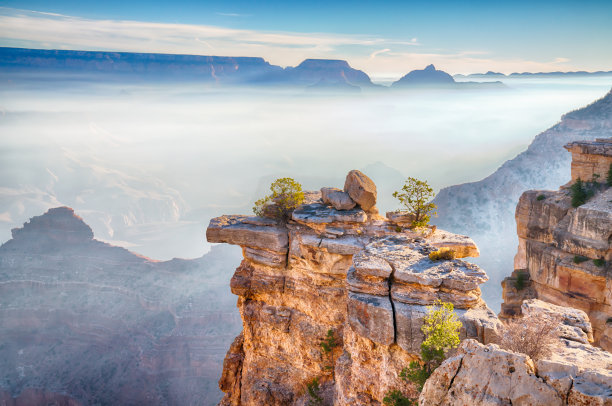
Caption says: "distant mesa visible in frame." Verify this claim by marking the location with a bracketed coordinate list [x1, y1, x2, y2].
[0, 47, 376, 90]
[392, 64, 455, 87]
[392, 64, 505, 89]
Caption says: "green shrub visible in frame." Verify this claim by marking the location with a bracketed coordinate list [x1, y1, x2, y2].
[593, 258, 606, 267]
[570, 178, 594, 207]
[514, 271, 528, 290]
[428, 248, 456, 261]
[385, 300, 461, 402]
[573, 255, 589, 264]
[607, 164, 612, 187]
[383, 389, 415, 406]
[320, 329, 338, 373]
[393, 177, 437, 228]
[395, 226, 403, 233]
[537, 194, 546, 201]
[306, 377, 323, 406]
[253, 177, 304, 220]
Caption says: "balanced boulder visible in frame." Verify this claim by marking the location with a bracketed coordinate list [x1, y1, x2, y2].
[344, 170, 377, 211]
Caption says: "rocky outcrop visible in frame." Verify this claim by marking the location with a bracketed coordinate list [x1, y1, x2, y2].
[208, 173, 501, 405]
[501, 138, 612, 351]
[421, 336, 612, 406]
[0, 207, 242, 406]
[434, 88, 612, 310]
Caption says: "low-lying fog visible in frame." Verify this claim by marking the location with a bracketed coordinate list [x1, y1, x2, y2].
[1, 75, 611, 261]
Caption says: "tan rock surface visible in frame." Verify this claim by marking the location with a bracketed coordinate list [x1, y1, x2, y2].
[344, 170, 377, 211]
[207, 181, 493, 405]
[505, 139, 612, 351]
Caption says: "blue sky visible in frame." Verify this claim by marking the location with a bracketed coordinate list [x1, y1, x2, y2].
[0, 1, 611, 78]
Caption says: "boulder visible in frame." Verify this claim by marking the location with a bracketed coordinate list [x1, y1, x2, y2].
[344, 170, 377, 211]
[321, 187, 357, 210]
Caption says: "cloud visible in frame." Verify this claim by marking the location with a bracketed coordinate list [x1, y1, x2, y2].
[0, 7, 589, 79]
[369, 48, 390, 59]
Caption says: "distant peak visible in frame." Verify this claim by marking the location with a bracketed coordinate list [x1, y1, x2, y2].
[10, 206, 94, 244]
[425, 64, 436, 71]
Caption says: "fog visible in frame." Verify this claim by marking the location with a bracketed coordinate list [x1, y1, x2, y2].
[1, 74, 611, 260]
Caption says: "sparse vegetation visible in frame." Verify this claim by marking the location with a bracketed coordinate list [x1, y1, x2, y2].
[306, 377, 323, 405]
[395, 225, 402, 233]
[320, 329, 339, 374]
[607, 164, 612, 187]
[537, 194, 546, 201]
[428, 248, 456, 261]
[573, 255, 589, 264]
[593, 258, 606, 267]
[514, 271, 528, 291]
[383, 389, 415, 406]
[384, 300, 462, 404]
[571, 178, 588, 207]
[253, 177, 304, 220]
[393, 177, 437, 228]
[500, 315, 559, 361]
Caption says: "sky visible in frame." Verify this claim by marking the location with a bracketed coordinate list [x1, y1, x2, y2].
[0, 1, 611, 79]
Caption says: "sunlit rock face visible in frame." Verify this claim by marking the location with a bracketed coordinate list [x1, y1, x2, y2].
[207, 175, 500, 405]
[502, 138, 612, 351]
[434, 88, 612, 310]
[0, 207, 242, 405]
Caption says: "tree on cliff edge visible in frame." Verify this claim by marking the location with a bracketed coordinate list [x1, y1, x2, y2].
[253, 177, 304, 220]
[393, 177, 437, 228]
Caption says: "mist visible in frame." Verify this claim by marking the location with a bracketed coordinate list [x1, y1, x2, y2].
[1, 74, 611, 261]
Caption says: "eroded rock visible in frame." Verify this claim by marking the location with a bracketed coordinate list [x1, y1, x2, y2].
[344, 170, 377, 211]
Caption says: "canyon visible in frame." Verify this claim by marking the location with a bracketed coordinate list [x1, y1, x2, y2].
[0, 207, 242, 405]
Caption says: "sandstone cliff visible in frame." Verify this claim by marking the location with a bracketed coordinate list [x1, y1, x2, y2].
[208, 173, 501, 405]
[501, 138, 612, 351]
[0, 207, 242, 405]
[434, 88, 612, 309]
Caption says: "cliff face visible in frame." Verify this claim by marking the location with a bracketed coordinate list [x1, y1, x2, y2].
[434, 88, 612, 309]
[502, 138, 612, 351]
[0, 207, 242, 405]
[208, 176, 501, 405]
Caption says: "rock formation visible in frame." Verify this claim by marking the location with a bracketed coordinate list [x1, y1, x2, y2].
[0, 207, 242, 405]
[208, 172, 501, 405]
[501, 138, 612, 352]
[434, 87, 612, 309]
[422, 298, 612, 405]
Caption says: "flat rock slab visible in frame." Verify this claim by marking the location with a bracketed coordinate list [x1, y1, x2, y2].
[292, 203, 367, 224]
[207, 215, 289, 252]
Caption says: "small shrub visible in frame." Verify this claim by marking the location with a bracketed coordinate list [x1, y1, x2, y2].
[253, 177, 304, 220]
[383, 389, 415, 406]
[593, 258, 605, 267]
[395, 225, 402, 233]
[320, 329, 338, 373]
[607, 163, 612, 187]
[500, 315, 559, 360]
[573, 255, 589, 264]
[306, 377, 323, 406]
[570, 178, 595, 207]
[428, 248, 456, 261]
[514, 271, 528, 290]
[537, 194, 546, 201]
[393, 177, 437, 228]
[385, 300, 461, 402]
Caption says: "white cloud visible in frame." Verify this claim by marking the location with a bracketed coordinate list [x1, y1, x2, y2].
[0, 7, 588, 78]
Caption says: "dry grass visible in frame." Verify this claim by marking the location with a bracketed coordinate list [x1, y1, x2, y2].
[500, 315, 559, 361]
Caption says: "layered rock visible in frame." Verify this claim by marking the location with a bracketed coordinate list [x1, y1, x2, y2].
[502, 138, 612, 351]
[434, 88, 612, 310]
[208, 179, 501, 405]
